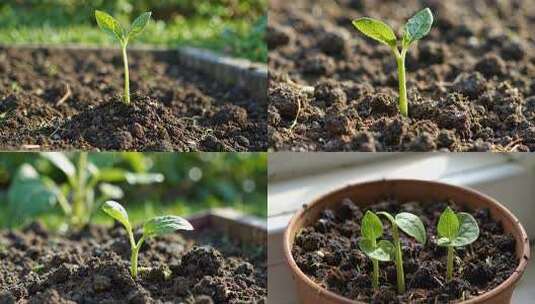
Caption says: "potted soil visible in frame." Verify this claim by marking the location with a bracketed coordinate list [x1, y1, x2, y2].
[283, 179, 530, 303]
[0, 209, 267, 303]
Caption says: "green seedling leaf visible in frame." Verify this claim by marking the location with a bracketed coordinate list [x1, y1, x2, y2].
[99, 183, 124, 199]
[143, 215, 194, 238]
[437, 207, 459, 240]
[125, 172, 164, 184]
[450, 212, 479, 247]
[95, 168, 128, 182]
[352, 17, 397, 47]
[361, 210, 383, 240]
[95, 10, 125, 42]
[40, 152, 76, 178]
[102, 200, 131, 231]
[358, 238, 393, 261]
[396, 212, 427, 244]
[7, 164, 57, 222]
[128, 12, 151, 39]
[377, 211, 395, 224]
[403, 8, 433, 45]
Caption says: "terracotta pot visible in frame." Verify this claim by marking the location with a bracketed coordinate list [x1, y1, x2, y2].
[283, 179, 531, 304]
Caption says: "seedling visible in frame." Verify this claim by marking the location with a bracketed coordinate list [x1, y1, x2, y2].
[358, 211, 394, 289]
[102, 200, 193, 278]
[353, 8, 434, 117]
[378, 211, 426, 293]
[95, 10, 151, 104]
[436, 207, 480, 282]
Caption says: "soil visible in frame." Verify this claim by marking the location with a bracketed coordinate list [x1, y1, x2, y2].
[0, 222, 267, 303]
[292, 199, 518, 303]
[268, 0, 535, 151]
[0, 47, 267, 151]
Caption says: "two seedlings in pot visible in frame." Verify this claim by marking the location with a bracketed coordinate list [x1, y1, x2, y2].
[102, 200, 194, 278]
[359, 210, 425, 292]
[353, 8, 434, 117]
[95, 10, 151, 104]
[359, 207, 479, 292]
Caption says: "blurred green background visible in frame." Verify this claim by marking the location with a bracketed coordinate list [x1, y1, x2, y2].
[0, 152, 267, 229]
[0, 0, 267, 62]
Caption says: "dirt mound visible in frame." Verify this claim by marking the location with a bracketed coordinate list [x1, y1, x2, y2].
[0, 47, 266, 151]
[0, 223, 267, 303]
[268, 0, 535, 151]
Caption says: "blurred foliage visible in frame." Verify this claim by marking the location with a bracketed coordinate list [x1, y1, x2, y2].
[0, 152, 267, 229]
[0, 0, 267, 62]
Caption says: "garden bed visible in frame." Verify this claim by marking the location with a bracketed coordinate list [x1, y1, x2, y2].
[0, 209, 267, 303]
[292, 199, 518, 303]
[0, 45, 267, 151]
[268, 0, 535, 151]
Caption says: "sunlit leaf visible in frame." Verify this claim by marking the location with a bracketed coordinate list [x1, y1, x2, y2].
[352, 17, 397, 47]
[361, 210, 383, 240]
[143, 215, 194, 238]
[102, 200, 131, 231]
[128, 12, 151, 39]
[40, 152, 75, 178]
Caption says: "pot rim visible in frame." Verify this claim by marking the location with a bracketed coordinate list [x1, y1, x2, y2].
[283, 179, 531, 304]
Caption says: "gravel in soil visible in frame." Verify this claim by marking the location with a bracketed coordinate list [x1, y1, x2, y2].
[268, 0, 535, 151]
[0, 222, 267, 303]
[292, 199, 518, 303]
[0, 47, 266, 151]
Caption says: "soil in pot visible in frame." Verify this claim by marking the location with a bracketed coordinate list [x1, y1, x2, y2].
[292, 198, 518, 303]
[268, 0, 535, 151]
[0, 222, 267, 303]
[0, 47, 267, 151]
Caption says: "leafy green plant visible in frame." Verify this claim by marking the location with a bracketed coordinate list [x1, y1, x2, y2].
[102, 200, 193, 278]
[353, 8, 434, 117]
[7, 152, 164, 229]
[378, 211, 426, 293]
[95, 10, 151, 104]
[436, 207, 480, 281]
[358, 211, 394, 289]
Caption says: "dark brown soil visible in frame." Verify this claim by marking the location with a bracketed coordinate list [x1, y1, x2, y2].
[292, 199, 518, 303]
[0, 222, 267, 303]
[268, 0, 535, 151]
[0, 47, 266, 151]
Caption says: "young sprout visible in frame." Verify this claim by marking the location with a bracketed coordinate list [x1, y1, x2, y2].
[436, 207, 480, 282]
[353, 8, 434, 117]
[378, 211, 426, 293]
[95, 10, 152, 104]
[102, 200, 193, 278]
[358, 211, 394, 289]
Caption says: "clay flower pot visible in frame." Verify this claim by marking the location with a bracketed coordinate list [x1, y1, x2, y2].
[283, 179, 530, 304]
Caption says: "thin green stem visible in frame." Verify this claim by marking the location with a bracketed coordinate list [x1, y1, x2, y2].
[392, 225, 405, 294]
[122, 44, 131, 104]
[72, 152, 88, 228]
[447, 246, 454, 282]
[394, 48, 408, 117]
[56, 191, 72, 216]
[371, 238, 379, 289]
[130, 236, 145, 278]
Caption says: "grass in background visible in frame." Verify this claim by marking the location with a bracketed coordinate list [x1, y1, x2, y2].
[0, 0, 267, 62]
